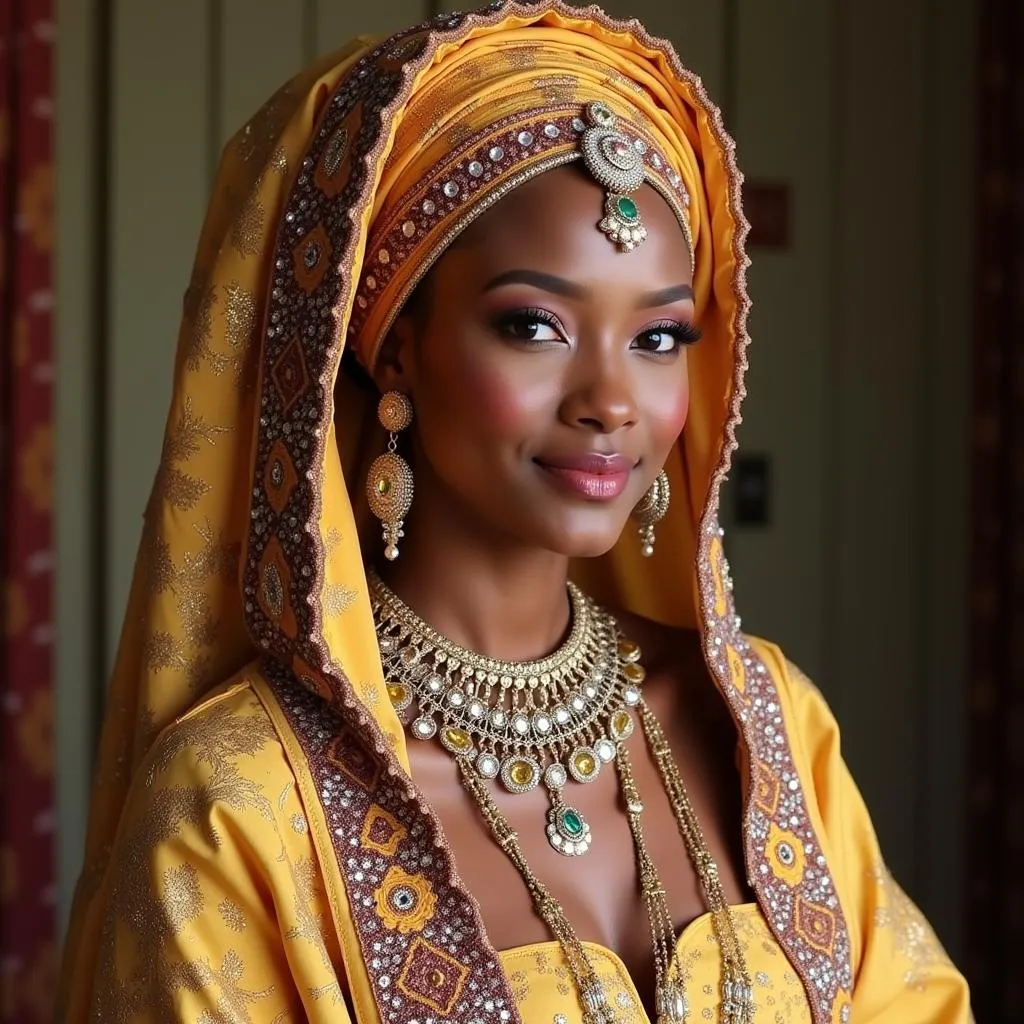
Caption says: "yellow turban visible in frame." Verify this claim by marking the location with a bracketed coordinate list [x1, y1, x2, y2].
[348, 31, 707, 368]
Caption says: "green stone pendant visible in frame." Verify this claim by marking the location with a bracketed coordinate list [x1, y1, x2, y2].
[616, 195, 638, 220]
[599, 192, 648, 252]
[546, 799, 593, 857]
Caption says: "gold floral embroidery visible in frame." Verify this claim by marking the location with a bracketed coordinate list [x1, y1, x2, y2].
[140, 521, 239, 689]
[508, 949, 642, 1022]
[182, 267, 217, 373]
[184, 949, 275, 1023]
[145, 690, 275, 795]
[277, 782, 293, 810]
[269, 146, 289, 176]
[322, 526, 344, 558]
[218, 897, 247, 933]
[507, 968, 530, 1003]
[282, 856, 333, 972]
[230, 188, 264, 258]
[310, 981, 343, 1003]
[676, 910, 811, 1022]
[233, 81, 298, 170]
[95, 696, 278, 1022]
[149, 399, 227, 514]
[358, 679, 382, 709]
[161, 863, 204, 932]
[373, 866, 438, 933]
[871, 863, 950, 991]
[323, 581, 358, 617]
[221, 281, 258, 390]
[530, 950, 571, 996]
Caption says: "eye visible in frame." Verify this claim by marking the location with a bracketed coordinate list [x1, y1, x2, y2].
[493, 308, 566, 344]
[633, 320, 702, 355]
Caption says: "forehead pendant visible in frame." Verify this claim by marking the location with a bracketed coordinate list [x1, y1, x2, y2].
[580, 101, 648, 252]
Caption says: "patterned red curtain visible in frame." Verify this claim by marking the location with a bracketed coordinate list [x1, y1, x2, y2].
[966, 0, 1024, 1021]
[0, 0, 55, 1020]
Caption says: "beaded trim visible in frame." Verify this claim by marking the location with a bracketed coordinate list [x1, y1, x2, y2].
[265, 660, 519, 1023]
[242, 3, 855, 1023]
[349, 106, 693, 368]
[697, 528, 853, 1022]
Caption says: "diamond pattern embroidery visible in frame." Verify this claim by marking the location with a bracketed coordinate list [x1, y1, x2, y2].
[397, 936, 469, 1014]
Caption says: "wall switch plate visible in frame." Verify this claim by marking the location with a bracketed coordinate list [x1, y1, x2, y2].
[734, 454, 772, 527]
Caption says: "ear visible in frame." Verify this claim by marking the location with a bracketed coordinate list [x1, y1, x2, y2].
[371, 312, 417, 395]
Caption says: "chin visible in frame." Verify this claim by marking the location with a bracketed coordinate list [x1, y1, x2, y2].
[536, 519, 627, 560]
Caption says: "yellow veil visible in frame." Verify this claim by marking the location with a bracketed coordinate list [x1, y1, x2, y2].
[62, 4, 857, 1022]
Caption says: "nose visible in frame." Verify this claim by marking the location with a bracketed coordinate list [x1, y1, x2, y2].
[559, 345, 638, 434]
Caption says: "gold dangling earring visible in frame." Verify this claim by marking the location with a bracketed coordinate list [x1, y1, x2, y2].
[367, 392, 414, 561]
[631, 469, 670, 557]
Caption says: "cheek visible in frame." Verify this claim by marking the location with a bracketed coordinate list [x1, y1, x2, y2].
[645, 367, 690, 446]
[441, 345, 555, 439]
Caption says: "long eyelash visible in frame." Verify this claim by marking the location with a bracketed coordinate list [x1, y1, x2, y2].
[517, 307, 563, 329]
[646, 319, 703, 345]
[494, 307, 567, 340]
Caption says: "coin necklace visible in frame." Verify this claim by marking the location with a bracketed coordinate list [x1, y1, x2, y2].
[370, 571, 755, 1023]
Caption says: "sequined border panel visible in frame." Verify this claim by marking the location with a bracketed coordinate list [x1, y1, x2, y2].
[697, 520, 854, 1024]
[267, 661, 519, 1024]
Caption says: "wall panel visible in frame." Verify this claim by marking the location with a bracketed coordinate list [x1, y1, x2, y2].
[220, 0, 307, 150]
[595, 0, 726, 102]
[315, 0, 427, 57]
[829, 0, 930, 885]
[106, 1, 213, 661]
[726, 0, 835, 681]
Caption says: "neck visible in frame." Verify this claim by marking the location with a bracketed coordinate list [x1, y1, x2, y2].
[373, 481, 572, 664]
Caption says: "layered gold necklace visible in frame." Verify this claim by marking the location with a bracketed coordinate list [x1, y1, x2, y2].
[370, 570, 754, 1024]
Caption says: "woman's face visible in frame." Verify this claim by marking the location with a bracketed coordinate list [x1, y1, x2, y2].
[376, 165, 696, 559]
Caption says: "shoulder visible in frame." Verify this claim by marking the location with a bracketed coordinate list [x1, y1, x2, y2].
[136, 672, 299, 829]
[745, 638, 840, 742]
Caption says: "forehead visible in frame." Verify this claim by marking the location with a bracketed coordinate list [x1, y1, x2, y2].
[435, 164, 694, 292]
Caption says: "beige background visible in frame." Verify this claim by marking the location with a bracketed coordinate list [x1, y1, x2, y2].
[55, 0, 976, 959]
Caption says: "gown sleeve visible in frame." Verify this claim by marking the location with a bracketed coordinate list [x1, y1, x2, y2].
[773, 653, 974, 1023]
[69, 680, 353, 1024]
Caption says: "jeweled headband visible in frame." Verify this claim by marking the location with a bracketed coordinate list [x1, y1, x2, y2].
[348, 39, 700, 370]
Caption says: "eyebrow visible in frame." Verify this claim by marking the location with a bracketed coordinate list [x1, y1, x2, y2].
[638, 284, 694, 308]
[480, 270, 694, 308]
[483, 268, 589, 296]
[481, 270, 587, 300]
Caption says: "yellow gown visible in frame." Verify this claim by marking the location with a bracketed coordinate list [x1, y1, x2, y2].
[63, 658, 971, 1022]
[57, 4, 972, 1022]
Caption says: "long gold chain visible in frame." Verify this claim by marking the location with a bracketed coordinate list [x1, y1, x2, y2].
[457, 762, 616, 1023]
[371, 576, 754, 1022]
[639, 702, 754, 1023]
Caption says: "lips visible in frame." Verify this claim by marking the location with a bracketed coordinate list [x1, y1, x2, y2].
[534, 452, 637, 500]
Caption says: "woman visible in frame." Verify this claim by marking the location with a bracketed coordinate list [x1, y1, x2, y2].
[58, 3, 972, 1021]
